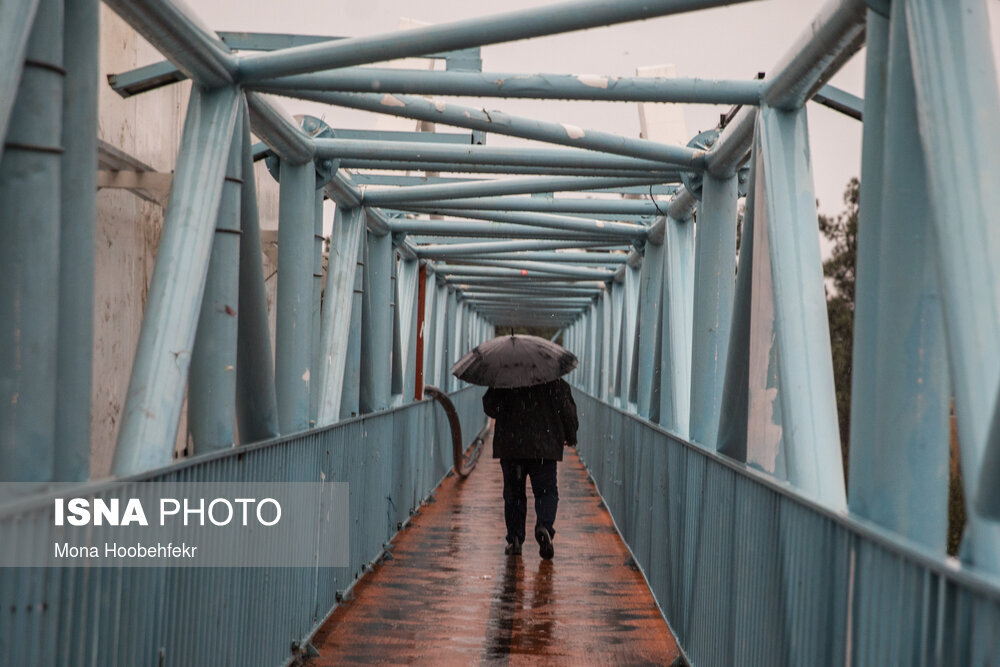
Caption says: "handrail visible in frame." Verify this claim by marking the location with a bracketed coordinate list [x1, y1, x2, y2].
[424, 385, 488, 477]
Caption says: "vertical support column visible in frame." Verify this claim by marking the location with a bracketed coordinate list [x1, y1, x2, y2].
[390, 252, 404, 403]
[309, 189, 325, 424]
[689, 174, 739, 448]
[359, 223, 392, 413]
[848, 6, 950, 549]
[414, 263, 428, 400]
[618, 264, 640, 411]
[0, 0, 62, 482]
[444, 288, 458, 391]
[717, 140, 758, 462]
[659, 216, 695, 437]
[745, 134, 786, 478]
[112, 86, 239, 475]
[398, 257, 420, 402]
[847, 10, 889, 481]
[189, 111, 243, 453]
[427, 278, 444, 392]
[0, 0, 40, 162]
[316, 207, 364, 426]
[235, 101, 279, 442]
[588, 302, 599, 395]
[756, 104, 846, 509]
[906, 0, 1000, 570]
[637, 241, 665, 420]
[275, 159, 315, 433]
[55, 0, 97, 481]
[600, 289, 612, 400]
[340, 232, 365, 419]
[610, 279, 624, 403]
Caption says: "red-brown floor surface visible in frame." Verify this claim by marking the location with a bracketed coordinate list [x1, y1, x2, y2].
[309, 436, 681, 666]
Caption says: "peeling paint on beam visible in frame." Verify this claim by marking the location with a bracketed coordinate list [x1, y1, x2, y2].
[259, 68, 764, 105]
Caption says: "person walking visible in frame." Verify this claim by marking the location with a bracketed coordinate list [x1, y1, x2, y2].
[483, 378, 578, 559]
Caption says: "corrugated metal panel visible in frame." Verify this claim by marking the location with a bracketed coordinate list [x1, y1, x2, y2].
[574, 391, 1000, 667]
[0, 387, 484, 667]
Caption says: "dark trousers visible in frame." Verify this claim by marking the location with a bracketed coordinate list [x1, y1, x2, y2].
[500, 458, 558, 544]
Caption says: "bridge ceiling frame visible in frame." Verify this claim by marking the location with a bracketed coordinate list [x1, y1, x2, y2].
[1, 0, 999, 622]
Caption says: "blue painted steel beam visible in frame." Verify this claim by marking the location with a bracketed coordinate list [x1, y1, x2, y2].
[449, 276, 606, 287]
[259, 68, 764, 104]
[756, 104, 846, 509]
[475, 303, 587, 312]
[54, 0, 98, 481]
[316, 207, 365, 426]
[439, 259, 616, 280]
[112, 85, 240, 475]
[761, 0, 866, 110]
[275, 159, 316, 433]
[716, 144, 758, 462]
[391, 219, 628, 242]
[847, 5, 949, 551]
[329, 128, 473, 144]
[101, 0, 237, 88]
[265, 89, 705, 168]
[636, 242, 664, 421]
[245, 91, 314, 163]
[243, 93, 406, 248]
[460, 289, 601, 300]
[108, 33, 480, 97]
[397, 197, 664, 216]
[313, 137, 688, 173]
[700, 0, 866, 180]
[436, 251, 626, 264]
[906, 0, 1000, 567]
[238, 0, 762, 81]
[813, 83, 863, 120]
[340, 233, 365, 419]
[0, 0, 39, 164]
[688, 173, 738, 448]
[414, 239, 618, 256]
[658, 215, 695, 435]
[391, 208, 647, 239]
[353, 173, 680, 196]
[437, 265, 611, 282]
[465, 295, 595, 304]
[397, 257, 420, 401]
[189, 110, 243, 454]
[390, 254, 404, 400]
[359, 229, 393, 412]
[0, 0, 62, 483]
[444, 289, 458, 390]
[339, 159, 676, 179]
[235, 100, 280, 442]
[363, 175, 667, 206]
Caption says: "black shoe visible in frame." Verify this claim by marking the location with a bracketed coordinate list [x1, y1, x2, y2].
[535, 525, 554, 560]
[505, 537, 522, 556]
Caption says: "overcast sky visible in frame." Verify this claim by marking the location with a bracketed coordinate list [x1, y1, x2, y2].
[193, 0, 1000, 219]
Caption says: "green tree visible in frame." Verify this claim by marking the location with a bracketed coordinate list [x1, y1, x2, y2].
[818, 177, 859, 476]
[818, 177, 964, 553]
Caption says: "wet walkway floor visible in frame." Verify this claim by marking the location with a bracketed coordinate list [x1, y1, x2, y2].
[309, 433, 681, 665]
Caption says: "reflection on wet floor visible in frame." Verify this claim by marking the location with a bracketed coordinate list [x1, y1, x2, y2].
[308, 439, 680, 665]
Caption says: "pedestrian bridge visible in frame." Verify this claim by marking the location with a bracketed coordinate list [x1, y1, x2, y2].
[2, 0, 1000, 665]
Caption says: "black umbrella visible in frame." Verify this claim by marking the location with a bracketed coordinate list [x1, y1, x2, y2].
[451, 334, 578, 388]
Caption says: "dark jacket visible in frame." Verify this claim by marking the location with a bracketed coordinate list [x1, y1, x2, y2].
[483, 379, 578, 461]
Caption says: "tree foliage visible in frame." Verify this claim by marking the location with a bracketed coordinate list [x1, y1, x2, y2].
[818, 177, 859, 476]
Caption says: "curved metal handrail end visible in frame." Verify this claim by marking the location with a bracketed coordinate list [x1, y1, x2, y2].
[424, 385, 489, 478]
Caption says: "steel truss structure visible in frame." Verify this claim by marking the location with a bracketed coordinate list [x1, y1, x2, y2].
[1, 0, 1000, 664]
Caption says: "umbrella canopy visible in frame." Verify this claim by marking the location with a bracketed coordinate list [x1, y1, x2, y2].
[451, 334, 578, 388]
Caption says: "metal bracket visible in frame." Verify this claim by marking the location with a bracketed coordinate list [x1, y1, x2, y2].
[265, 115, 339, 187]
